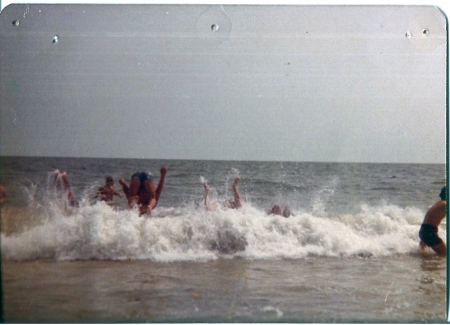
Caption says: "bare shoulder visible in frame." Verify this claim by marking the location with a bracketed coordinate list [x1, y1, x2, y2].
[428, 200, 446, 216]
[435, 200, 446, 210]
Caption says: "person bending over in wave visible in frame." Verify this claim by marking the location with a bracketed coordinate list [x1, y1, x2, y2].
[419, 186, 446, 256]
[202, 177, 242, 211]
[94, 176, 122, 203]
[53, 170, 76, 207]
[119, 167, 167, 216]
[268, 205, 293, 218]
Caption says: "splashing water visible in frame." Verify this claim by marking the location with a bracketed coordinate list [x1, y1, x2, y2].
[1, 164, 442, 262]
[1, 197, 432, 262]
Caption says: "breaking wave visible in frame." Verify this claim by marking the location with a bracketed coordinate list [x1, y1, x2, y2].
[1, 197, 434, 262]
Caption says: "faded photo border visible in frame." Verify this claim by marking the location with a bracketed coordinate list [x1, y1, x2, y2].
[0, 0, 448, 322]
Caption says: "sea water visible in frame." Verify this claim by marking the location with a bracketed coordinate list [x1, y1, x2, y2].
[0, 156, 446, 322]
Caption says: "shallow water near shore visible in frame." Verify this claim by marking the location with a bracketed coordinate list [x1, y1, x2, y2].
[2, 254, 446, 323]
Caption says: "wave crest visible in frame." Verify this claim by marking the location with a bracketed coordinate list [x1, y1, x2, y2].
[1, 200, 434, 262]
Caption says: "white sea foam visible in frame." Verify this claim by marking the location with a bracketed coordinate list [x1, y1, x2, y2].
[1, 197, 434, 262]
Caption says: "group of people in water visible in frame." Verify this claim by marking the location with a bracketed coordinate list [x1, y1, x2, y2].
[0, 167, 447, 256]
[51, 168, 167, 215]
[200, 176, 292, 217]
[50, 167, 291, 218]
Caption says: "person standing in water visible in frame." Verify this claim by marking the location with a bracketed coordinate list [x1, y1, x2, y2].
[419, 186, 446, 256]
[119, 167, 167, 215]
[94, 176, 122, 202]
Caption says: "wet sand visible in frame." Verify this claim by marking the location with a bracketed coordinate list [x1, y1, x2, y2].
[2, 254, 446, 323]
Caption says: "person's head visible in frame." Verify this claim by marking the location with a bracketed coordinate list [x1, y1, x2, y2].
[439, 186, 446, 200]
[270, 205, 282, 215]
[106, 176, 114, 185]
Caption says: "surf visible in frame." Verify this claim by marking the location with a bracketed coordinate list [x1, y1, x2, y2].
[1, 198, 433, 262]
[1, 167, 441, 262]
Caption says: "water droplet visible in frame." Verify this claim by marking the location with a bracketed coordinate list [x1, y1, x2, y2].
[405, 31, 411, 38]
[422, 28, 429, 36]
[12, 20, 19, 26]
[52, 35, 59, 44]
[211, 24, 219, 32]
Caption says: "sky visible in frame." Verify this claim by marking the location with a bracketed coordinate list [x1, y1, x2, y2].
[0, 1, 447, 163]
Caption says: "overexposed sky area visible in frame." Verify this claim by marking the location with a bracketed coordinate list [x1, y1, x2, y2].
[0, 1, 447, 163]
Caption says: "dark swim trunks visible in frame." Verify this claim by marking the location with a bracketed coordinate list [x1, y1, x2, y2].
[419, 224, 443, 247]
[131, 172, 153, 182]
[131, 172, 154, 189]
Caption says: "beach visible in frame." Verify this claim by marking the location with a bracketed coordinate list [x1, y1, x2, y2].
[0, 156, 446, 322]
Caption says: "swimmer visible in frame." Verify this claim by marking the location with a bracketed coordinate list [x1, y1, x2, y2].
[94, 176, 122, 202]
[202, 180, 218, 211]
[268, 205, 293, 218]
[201, 177, 242, 211]
[53, 170, 76, 207]
[119, 167, 167, 215]
[419, 186, 446, 256]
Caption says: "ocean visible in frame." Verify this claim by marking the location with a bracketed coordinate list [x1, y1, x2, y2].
[0, 156, 447, 322]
